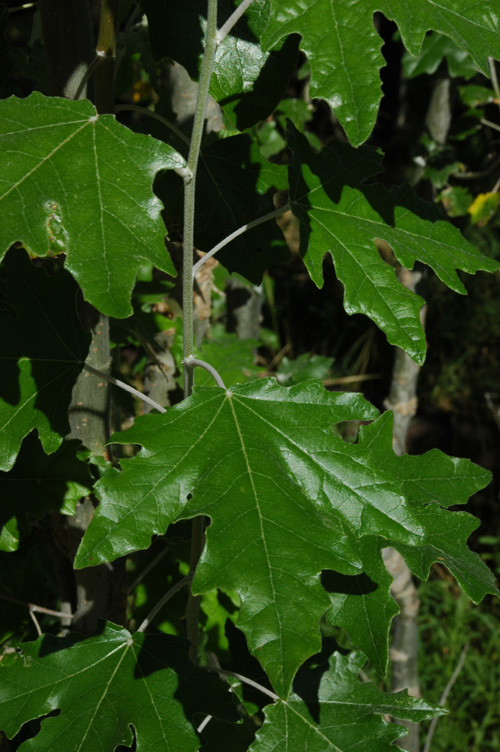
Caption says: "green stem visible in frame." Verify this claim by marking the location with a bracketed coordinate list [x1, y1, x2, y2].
[192, 204, 291, 278]
[183, 356, 226, 389]
[488, 57, 500, 109]
[82, 363, 166, 413]
[216, 0, 257, 44]
[182, 0, 218, 396]
[136, 575, 193, 633]
[73, 53, 104, 101]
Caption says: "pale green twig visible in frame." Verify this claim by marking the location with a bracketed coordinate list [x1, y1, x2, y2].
[481, 117, 500, 133]
[423, 643, 469, 752]
[216, 0, 258, 45]
[182, 0, 218, 397]
[488, 57, 500, 107]
[183, 356, 226, 389]
[192, 204, 291, 278]
[206, 665, 279, 701]
[73, 53, 104, 101]
[136, 575, 193, 633]
[82, 363, 166, 413]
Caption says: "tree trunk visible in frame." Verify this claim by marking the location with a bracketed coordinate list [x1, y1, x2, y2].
[40, 0, 126, 634]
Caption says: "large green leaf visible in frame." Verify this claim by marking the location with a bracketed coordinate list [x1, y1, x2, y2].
[287, 123, 499, 364]
[262, 0, 500, 145]
[0, 433, 91, 552]
[0, 93, 184, 317]
[0, 249, 90, 471]
[157, 134, 288, 283]
[323, 535, 398, 676]
[142, 0, 299, 130]
[76, 379, 425, 695]
[0, 621, 236, 751]
[249, 651, 444, 751]
[358, 412, 499, 603]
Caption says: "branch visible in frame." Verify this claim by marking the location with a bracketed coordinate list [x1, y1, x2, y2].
[481, 117, 500, 133]
[183, 356, 227, 389]
[182, 0, 219, 665]
[423, 643, 469, 752]
[216, 0, 258, 45]
[127, 545, 169, 595]
[73, 53, 104, 101]
[192, 204, 291, 278]
[0, 592, 74, 620]
[183, 0, 219, 396]
[8, 2, 38, 12]
[82, 363, 166, 413]
[205, 665, 279, 702]
[136, 574, 193, 633]
[488, 57, 500, 106]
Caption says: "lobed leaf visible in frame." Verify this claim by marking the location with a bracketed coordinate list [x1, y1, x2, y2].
[0, 93, 184, 317]
[76, 379, 425, 696]
[323, 535, 398, 676]
[287, 123, 499, 364]
[0, 621, 236, 751]
[262, 0, 500, 145]
[359, 412, 499, 603]
[249, 650, 445, 751]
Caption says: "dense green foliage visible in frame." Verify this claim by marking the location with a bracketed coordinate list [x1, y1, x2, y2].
[0, 1, 499, 750]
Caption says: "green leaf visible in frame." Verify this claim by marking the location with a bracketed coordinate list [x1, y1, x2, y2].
[142, 0, 299, 130]
[250, 651, 445, 751]
[438, 185, 473, 217]
[263, 0, 500, 145]
[0, 93, 184, 317]
[76, 379, 426, 696]
[358, 412, 499, 603]
[402, 32, 480, 80]
[0, 433, 91, 552]
[0, 249, 90, 471]
[287, 123, 499, 364]
[0, 621, 236, 751]
[193, 333, 262, 386]
[157, 134, 289, 283]
[276, 353, 334, 385]
[323, 535, 398, 677]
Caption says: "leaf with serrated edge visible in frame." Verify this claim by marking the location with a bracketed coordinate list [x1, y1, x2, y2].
[358, 412, 499, 603]
[287, 123, 499, 364]
[0, 248, 90, 471]
[0, 433, 91, 552]
[76, 379, 424, 696]
[262, 0, 500, 145]
[249, 651, 445, 751]
[0, 93, 185, 317]
[0, 621, 236, 751]
[324, 535, 398, 677]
